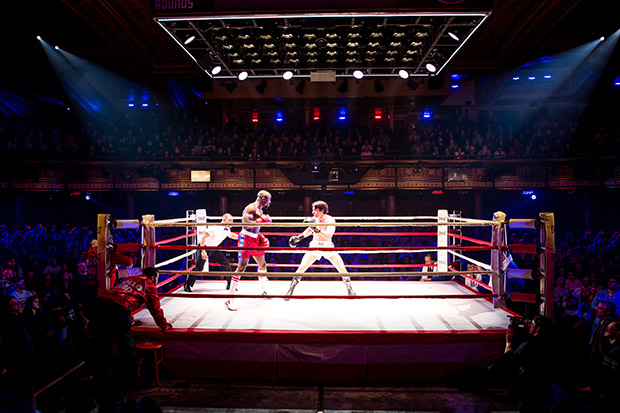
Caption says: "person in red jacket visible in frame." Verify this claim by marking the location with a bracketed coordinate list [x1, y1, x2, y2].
[94, 267, 172, 387]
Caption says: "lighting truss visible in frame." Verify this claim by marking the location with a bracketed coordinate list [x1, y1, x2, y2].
[155, 11, 490, 80]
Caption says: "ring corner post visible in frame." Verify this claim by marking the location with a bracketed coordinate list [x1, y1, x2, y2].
[491, 211, 507, 309]
[96, 214, 110, 293]
[540, 212, 555, 319]
[437, 209, 448, 272]
[142, 215, 155, 269]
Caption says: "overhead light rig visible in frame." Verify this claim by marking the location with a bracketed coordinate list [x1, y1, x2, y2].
[156, 11, 490, 80]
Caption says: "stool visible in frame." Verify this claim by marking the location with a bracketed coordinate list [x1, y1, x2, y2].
[135, 341, 164, 385]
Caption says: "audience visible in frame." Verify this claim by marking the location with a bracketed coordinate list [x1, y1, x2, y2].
[2, 107, 620, 162]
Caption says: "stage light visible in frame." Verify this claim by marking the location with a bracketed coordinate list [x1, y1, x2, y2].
[353, 70, 364, 79]
[512, 76, 520, 81]
[211, 65, 222, 75]
[142, 103, 148, 107]
[85, 195, 91, 201]
[544, 75, 552, 79]
[282, 71, 294, 80]
[528, 76, 536, 80]
[398, 70, 409, 79]
[275, 110, 284, 123]
[36, 35, 41, 40]
[451, 84, 459, 89]
[184, 35, 196, 45]
[600, 36, 605, 41]
[448, 32, 459, 41]
[238, 71, 248, 81]
[338, 107, 347, 121]
[425, 63, 437, 73]
[422, 108, 433, 119]
[531, 194, 537, 200]
[54, 45, 59, 50]
[168, 191, 180, 197]
[128, 103, 135, 107]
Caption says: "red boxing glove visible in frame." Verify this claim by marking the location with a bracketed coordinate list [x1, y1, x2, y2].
[258, 234, 270, 248]
[256, 214, 271, 223]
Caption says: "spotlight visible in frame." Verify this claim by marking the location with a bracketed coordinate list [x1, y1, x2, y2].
[238, 71, 248, 81]
[36, 35, 41, 40]
[85, 195, 91, 201]
[353, 70, 364, 80]
[282, 71, 294, 80]
[398, 69, 410, 79]
[448, 32, 459, 41]
[54, 45, 59, 50]
[425, 63, 437, 73]
[184, 35, 196, 45]
[255, 80, 267, 94]
[211, 65, 222, 75]
[295, 79, 306, 94]
[338, 79, 348, 93]
[531, 194, 537, 200]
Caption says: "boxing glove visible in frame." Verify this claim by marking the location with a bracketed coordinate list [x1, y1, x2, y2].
[256, 214, 271, 223]
[303, 216, 321, 232]
[288, 235, 302, 247]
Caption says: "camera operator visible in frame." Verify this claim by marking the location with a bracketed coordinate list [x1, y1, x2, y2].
[488, 315, 555, 405]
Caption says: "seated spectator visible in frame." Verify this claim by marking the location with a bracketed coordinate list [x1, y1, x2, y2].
[9, 276, 33, 309]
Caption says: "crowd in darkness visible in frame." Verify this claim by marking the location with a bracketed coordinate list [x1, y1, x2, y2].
[1, 216, 619, 410]
[1, 104, 620, 412]
[1, 106, 620, 162]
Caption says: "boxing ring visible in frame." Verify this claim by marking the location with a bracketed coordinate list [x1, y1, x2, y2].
[96, 210, 555, 382]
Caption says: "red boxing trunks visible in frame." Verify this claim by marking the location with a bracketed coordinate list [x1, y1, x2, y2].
[238, 230, 269, 258]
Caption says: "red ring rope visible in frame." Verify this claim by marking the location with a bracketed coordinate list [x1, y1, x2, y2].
[448, 234, 493, 246]
[159, 292, 502, 300]
[155, 245, 501, 252]
[259, 231, 439, 237]
[155, 232, 196, 246]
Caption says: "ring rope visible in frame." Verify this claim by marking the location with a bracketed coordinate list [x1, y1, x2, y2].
[448, 250, 493, 271]
[448, 233, 493, 246]
[203, 262, 434, 269]
[156, 270, 495, 278]
[155, 245, 501, 253]
[152, 217, 197, 224]
[154, 232, 196, 246]
[259, 231, 439, 237]
[144, 221, 500, 228]
[159, 292, 503, 300]
[457, 273, 492, 290]
[156, 264, 195, 288]
[154, 250, 195, 268]
[194, 215, 497, 223]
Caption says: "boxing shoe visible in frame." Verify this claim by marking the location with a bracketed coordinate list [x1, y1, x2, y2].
[225, 300, 237, 311]
[344, 280, 356, 296]
[284, 279, 300, 301]
[183, 283, 192, 292]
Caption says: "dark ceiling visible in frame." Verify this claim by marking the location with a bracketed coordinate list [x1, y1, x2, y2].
[1, 0, 618, 97]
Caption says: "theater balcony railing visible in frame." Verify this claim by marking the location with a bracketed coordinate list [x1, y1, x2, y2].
[1, 154, 618, 192]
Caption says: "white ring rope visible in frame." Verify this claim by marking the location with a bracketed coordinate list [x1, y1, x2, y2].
[154, 250, 195, 268]
[448, 250, 492, 271]
[147, 221, 499, 228]
[152, 217, 196, 224]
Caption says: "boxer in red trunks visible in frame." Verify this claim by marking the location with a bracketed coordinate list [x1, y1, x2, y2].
[226, 190, 272, 311]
